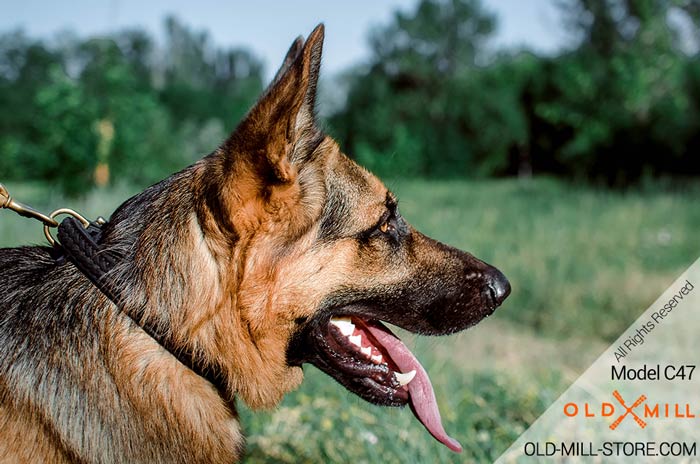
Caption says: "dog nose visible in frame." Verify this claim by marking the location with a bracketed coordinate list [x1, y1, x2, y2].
[484, 268, 511, 306]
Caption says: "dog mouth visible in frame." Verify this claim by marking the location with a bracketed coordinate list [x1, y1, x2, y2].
[309, 316, 462, 453]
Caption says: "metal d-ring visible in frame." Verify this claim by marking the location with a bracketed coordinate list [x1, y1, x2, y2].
[43, 208, 91, 246]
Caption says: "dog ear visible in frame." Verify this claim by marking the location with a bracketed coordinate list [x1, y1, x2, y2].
[225, 24, 324, 184]
[270, 36, 303, 87]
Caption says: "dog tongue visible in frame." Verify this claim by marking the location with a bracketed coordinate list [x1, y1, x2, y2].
[364, 322, 463, 453]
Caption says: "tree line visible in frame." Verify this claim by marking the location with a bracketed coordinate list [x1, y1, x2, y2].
[331, 0, 700, 185]
[0, 17, 263, 194]
[2, 1, 700, 194]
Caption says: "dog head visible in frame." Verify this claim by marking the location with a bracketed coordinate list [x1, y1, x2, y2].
[197, 24, 510, 451]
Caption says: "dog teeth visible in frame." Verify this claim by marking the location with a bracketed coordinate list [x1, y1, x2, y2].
[394, 370, 416, 386]
[330, 317, 355, 337]
[329, 318, 382, 363]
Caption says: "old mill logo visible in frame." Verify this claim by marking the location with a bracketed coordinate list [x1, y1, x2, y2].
[609, 391, 647, 430]
[564, 390, 696, 429]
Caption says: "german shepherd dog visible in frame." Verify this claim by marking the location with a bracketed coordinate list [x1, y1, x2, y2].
[0, 25, 510, 463]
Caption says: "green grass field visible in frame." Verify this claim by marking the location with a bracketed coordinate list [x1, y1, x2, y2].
[1, 177, 698, 462]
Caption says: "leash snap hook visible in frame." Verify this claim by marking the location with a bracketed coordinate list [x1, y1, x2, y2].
[0, 182, 60, 228]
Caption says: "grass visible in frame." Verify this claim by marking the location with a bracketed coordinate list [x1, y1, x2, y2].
[242, 365, 559, 463]
[1, 177, 699, 462]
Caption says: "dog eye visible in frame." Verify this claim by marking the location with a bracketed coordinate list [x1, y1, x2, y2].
[378, 219, 395, 234]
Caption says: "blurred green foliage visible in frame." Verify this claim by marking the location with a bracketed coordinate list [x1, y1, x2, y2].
[330, 0, 700, 185]
[0, 17, 262, 195]
[2, 0, 700, 193]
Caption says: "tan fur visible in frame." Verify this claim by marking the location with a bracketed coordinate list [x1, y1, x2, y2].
[0, 402, 71, 464]
[105, 316, 243, 463]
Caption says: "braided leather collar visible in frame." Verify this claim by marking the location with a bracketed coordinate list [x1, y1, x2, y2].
[56, 217, 227, 396]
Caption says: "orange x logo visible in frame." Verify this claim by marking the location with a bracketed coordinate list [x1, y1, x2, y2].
[609, 390, 647, 430]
